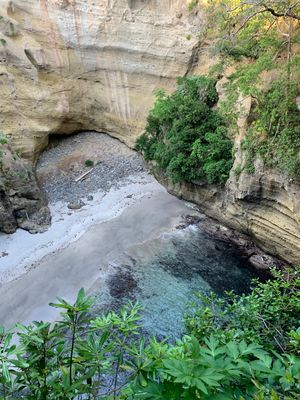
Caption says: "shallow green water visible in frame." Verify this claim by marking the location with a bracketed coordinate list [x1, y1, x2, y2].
[104, 225, 257, 339]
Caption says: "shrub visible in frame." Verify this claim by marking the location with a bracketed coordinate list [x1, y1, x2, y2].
[136, 76, 233, 184]
[185, 267, 300, 353]
[0, 290, 144, 399]
[187, 0, 198, 12]
[0, 270, 299, 399]
[243, 80, 300, 178]
[0, 134, 7, 145]
[84, 159, 94, 167]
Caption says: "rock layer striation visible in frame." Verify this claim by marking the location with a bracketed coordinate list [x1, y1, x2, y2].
[0, 1, 299, 266]
[0, 0, 202, 160]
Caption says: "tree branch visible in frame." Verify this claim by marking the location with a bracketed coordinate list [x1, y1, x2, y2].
[261, 3, 300, 20]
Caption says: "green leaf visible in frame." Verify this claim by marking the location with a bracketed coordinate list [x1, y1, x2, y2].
[2, 362, 11, 383]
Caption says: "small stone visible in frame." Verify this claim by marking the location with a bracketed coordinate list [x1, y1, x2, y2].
[67, 199, 85, 210]
[87, 195, 94, 201]
[176, 224, 186, 230]
[248, 255, 270, 271]
[185, 215, 201, 225]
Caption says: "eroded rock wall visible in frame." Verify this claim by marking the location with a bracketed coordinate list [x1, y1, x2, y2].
[0, 142, 51, 233]
[0, 0, 202, 160]
[160, 168, 300, 266]
[158, 85, 300, 266]
[0, 0, 299, 266]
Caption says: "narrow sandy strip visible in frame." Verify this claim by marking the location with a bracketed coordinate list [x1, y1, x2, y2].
[0, 172, 164, 285]
[0, 185, 195, 328]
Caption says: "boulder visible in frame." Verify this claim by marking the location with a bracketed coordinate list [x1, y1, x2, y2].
[0, 143, 51, 234]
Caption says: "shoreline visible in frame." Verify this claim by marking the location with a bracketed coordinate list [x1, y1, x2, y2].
[0, 184, 199, 327]
[0, 172, 163, 285]
[0, 132, 284, 330]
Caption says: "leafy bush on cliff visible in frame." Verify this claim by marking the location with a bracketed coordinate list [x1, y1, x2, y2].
[1, 269, 300, 399]
[136, 76, 234, 185]
[240, 79, 300, 177]
[205, 0, 300, 178]
[186, 267, 300, 354]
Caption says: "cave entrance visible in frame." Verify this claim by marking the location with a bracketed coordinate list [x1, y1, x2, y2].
[36, 131, 145, 205]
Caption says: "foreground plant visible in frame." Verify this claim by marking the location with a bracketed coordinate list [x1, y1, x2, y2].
[0, 270, 299, 399]
[186, 267, 300, 353]
[0, 290, 143, 399]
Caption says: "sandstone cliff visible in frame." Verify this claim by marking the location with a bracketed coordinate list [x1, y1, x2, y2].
[158, 86, 300, 266]
[0, 140, 51, 233]
[0, 0, 202, 160]
[160, 168, 300, 266]
[0, 1, 300, 266]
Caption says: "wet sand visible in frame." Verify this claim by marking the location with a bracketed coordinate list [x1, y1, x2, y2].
[0, 185, 196, 327]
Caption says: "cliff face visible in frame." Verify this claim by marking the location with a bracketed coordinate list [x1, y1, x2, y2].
[161, 169, 300, 266]
[0, 1, 300, 265]
[159, 87, 300, 266]
[0, 142, 51, 233]
[0, 0, 202, 160]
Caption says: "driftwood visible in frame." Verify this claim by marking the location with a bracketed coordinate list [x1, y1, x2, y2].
[75, 168, 94, 183]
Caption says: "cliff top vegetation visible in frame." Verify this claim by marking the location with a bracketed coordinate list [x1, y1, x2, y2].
[204, 0, 300, 178]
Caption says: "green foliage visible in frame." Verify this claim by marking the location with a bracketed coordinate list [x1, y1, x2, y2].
[84, 159, 94, 167]
[5, 22, 18, 38]
[233, 164, 243, 177]
[136, 77, 233, 184]
[0, 289, 144, 399]
[0, 134, 7, 145]
[187, 0, 198, 12]
[204, 0, 300, 179]
[0, 271, 300, 399]
[241, 79, 300, 177]
[0, 134, 7, 169]
[185, 267, 300, 353]
[124, 335, 300, 400]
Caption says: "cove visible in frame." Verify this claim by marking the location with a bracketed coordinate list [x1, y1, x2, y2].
[0, 133, 258, 334]
[103, 223, 257, 339]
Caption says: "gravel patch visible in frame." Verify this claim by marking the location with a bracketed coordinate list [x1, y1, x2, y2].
[36, 132, 146, 203]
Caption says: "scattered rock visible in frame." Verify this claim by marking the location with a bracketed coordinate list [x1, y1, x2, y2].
[201, 217, 285, 274]
[67, 199, 85, 210]
[107, 269, 138, 299]
[184, 214, 202, 225]
[37, 132, 146, 204]
[87, 195, 94, 201]
[176, 214, 203, 230]
[175, 224, 187, 230]
[248, 254, 277, 271]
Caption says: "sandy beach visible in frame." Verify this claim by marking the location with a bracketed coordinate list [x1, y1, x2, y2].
[0, 133, 199, 327]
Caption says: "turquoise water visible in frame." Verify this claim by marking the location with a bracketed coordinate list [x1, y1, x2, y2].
[104, 225, 257, 339]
